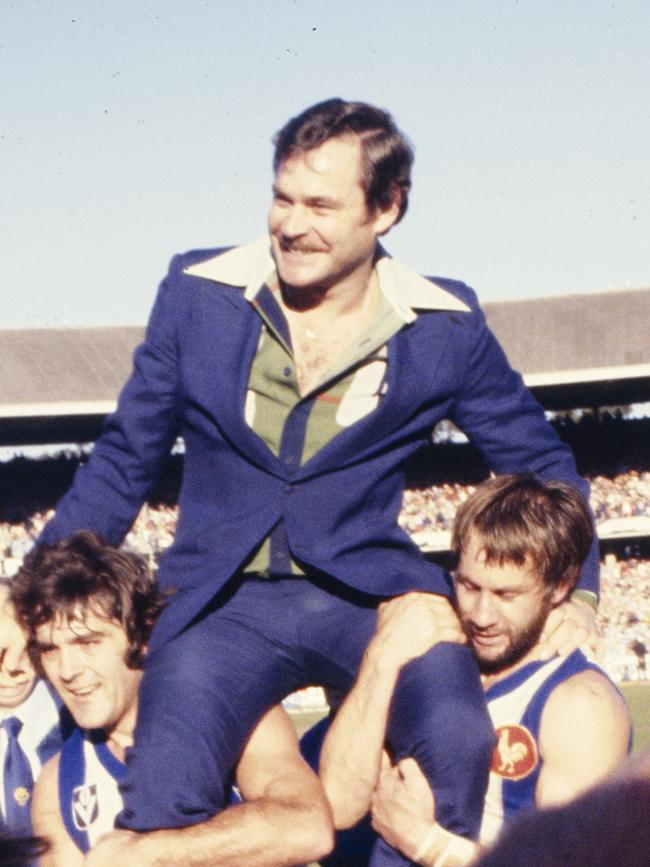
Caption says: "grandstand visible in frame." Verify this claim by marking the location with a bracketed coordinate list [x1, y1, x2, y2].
[1, 286, 650, 445]
[1, 286, 650, 682]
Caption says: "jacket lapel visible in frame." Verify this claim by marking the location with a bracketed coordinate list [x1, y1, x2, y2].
[186, 282, 288, 477]
[182, 238, 468, 478]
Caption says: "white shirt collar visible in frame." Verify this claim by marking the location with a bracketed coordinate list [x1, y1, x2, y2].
[0, 679, 57, 736]
[183, 236, 471, 321]
[0, 679, 60, 818]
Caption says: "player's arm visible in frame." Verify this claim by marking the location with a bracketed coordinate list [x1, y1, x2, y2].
[536, 668, 632, 807]
[320, 592, 465, 828]
[31, 753, 85, 867]
[371, 758, 480, 866]
[84, 706, 334, 867]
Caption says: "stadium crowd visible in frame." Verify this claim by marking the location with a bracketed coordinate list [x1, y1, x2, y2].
[2, 466, 649, 681]
[4, 470, 649, 561]
[399, 470, 650, 537]
[600, 555, 650, 679]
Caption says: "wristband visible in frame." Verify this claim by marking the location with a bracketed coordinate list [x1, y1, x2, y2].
[415, 825, 478, 867]
[413, 824, 441, 864]
[436, 833, 479, 866]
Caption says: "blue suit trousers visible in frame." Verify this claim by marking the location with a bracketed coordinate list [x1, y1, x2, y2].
[117, 574, 494, 864]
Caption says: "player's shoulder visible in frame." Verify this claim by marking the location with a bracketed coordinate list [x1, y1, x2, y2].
[545, 661, 630, 729]
[552, 664, 618, 699]
[538, 658, 632, 781]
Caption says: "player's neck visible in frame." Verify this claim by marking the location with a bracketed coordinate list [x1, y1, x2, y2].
[480, 644, 543, 691]
[104, 702, 138, 762]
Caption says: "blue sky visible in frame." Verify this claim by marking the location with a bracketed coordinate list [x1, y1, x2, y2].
[2, 0, 648, 327]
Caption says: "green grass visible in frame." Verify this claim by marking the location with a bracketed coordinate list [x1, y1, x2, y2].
[620, 681, 650, 754]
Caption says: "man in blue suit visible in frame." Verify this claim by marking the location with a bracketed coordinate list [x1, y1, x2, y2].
[2, 99, 598, 863]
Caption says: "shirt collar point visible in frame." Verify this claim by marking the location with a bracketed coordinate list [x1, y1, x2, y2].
[183, 236, 274, 298]
[376, 254, 472, 315]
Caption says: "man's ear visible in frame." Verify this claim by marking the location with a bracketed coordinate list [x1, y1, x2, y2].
[550, 579, 574, 608]
[372, 185, 402, 236]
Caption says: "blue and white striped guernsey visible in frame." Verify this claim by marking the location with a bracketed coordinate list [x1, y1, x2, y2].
[59, 728, 126, 853]
[58, 727, 244, 853]
[479, 649, 604, 845]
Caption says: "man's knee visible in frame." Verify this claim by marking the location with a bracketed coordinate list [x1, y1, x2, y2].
[388, 642, 494, 780]
[391, 643, 488, 727]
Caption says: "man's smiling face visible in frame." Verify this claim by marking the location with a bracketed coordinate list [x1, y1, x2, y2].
[268, 135, 397, 297]
[454, 532, 570, 675]
[34, 605, 142, 735]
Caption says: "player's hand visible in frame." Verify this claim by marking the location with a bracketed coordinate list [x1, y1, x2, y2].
[536, 596, 604, 662]
[371, 756, 435, 861]
[0, 583, 29, 672]
[370, 592, 466, 673]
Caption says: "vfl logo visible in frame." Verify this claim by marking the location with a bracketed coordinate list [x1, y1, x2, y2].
[13, 786, 30, 806]
[73, 783, 99, 830]
[491, 725, 538, 780]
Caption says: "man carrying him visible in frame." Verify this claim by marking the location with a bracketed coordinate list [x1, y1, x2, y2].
[12, 531, 333, 867]
[0, 579, 70, 837]
[319, 475, 630, 865]
[1, 99, 599, 861]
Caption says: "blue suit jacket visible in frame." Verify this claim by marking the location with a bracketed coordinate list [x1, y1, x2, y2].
[42, 239, 596, 651]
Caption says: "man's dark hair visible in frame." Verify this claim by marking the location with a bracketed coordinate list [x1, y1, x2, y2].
[273, 98, 414, 222]
[12, 530, 166, 670]
[451, 475, 593, 591]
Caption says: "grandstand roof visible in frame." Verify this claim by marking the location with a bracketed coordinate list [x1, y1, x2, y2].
[482, 287, 650, 409]
[1, 287, 649, 444]
[0, 326, 144, 445]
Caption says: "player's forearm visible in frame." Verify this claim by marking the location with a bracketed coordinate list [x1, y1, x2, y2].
[320, 639, 401, 827]
[322, 593, 463, 828]
[90, 792, 333, 867]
